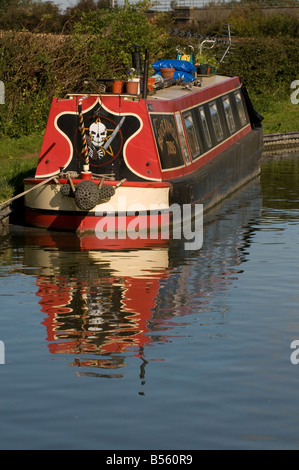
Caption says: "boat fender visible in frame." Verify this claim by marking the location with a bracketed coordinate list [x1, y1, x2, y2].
[98, 185, 115, 201]
[60, 183, 72, 197]
[74, 180, 100, 211]
[98, 178, 127, 201]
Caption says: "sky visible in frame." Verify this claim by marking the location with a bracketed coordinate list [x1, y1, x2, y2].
[46, 0, 135, 11]
[51, 0, 77, 11]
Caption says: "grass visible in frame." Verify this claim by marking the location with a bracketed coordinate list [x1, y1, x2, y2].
[0, 133, 43, 161]
[0, 156, 39, 204]
[253, 95, 299, 134]
[0, 134, 42, 204]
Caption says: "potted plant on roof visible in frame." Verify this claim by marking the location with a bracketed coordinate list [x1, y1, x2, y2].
[125, 68, 140, 94]
[196, 52, 217, 75]
[112, 77, 124, 94]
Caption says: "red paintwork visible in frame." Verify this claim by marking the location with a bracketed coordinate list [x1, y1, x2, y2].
[35, 94, 163, 180]
[24, 177, 171, 189]
[34, 76, 250, 182]
[25, 209, 171, 236]
[39, 274, 164, 357]
[146, 76, 251, 179]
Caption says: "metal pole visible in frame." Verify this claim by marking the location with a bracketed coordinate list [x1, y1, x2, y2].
[142, 48, 149, 100]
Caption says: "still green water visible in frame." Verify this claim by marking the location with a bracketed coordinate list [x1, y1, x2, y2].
[0, 153, 299, 450]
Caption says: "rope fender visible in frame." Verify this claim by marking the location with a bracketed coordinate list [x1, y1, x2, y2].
[60, 178, 127, 211]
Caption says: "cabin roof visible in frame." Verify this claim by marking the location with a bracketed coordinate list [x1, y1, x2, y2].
[149, 75, 231, 101]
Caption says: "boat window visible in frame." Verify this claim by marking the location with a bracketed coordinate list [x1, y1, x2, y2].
[222, 96, 236, 134]
[199, 107, 212, 149]
[150, 114, 185, 170]
[175, 112, 191, 164]
[209, 102, 223, 142]
[235, 91, 247, 127]
[182, 111, 201, 160]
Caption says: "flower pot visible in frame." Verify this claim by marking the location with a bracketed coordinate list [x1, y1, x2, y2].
[112, 80, 123, 94]
[197, 64, 209, 75]
[125, 79, 139, 94]
[160, 68, 175, 79]
[147, 77, 155, 92]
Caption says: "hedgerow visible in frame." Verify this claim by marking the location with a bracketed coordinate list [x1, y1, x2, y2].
[0, 1, 298, 138]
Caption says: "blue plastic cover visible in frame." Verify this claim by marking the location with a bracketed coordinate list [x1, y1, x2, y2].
[173, 71, 194, 82]
[152, 59, 196, 74]
[155, 70, 195, 83]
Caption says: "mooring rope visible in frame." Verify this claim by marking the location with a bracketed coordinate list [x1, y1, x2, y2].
[78, 96, 89, 167]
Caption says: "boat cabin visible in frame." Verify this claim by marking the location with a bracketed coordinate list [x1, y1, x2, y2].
[34, 74, 255, 184]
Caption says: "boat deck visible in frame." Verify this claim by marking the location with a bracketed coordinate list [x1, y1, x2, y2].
[149, 74, 230, 101]
[66, 75, 232, 102]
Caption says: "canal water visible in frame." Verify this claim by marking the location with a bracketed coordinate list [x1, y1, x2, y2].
[1, 152, 299, 450]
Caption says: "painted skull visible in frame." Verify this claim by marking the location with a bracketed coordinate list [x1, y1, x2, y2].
[89, 121, 107, 148]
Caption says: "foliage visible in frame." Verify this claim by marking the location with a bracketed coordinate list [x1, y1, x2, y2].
[0, 0, 64, 33]
[0, 31, 91, 137]
[0, 1, 174, 138]
[218, 37, 298, 97]
[226, 4, 299, 37]
[72, 1, 172, 78]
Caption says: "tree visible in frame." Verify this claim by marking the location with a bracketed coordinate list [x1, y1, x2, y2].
[72, 1, 172, 77]
[0, 0, 63, 32]
[65, 0, 111, 13]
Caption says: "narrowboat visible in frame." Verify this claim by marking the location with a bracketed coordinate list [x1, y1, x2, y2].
[23, 58, 263, 243]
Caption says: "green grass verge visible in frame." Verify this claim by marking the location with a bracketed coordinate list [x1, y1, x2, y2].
[0, 134, 42, 204]
[253, 95, 299, 134]
[0, 156, 38, 204]
[0, 134, 43, 161]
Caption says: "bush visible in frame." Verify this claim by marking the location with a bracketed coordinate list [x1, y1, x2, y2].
[72, 2, 172, 78]
[227, 4, 299, 37]
[218, 37, 299, 97]
[0, 32, 82, 137]
[0, 2, 174, 137]
[0, 0, 63, 33]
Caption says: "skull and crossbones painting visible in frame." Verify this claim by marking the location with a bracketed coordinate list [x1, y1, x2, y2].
[87, 119, 114, 161]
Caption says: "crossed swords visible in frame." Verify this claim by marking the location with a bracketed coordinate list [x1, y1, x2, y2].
[85, 116, 126, 160]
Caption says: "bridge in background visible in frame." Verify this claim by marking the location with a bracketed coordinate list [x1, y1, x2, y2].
[116, 1, 299, 26]
[117, 0, 299, 11]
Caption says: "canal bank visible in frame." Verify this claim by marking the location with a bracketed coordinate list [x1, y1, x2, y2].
[263, 132, 299, 155]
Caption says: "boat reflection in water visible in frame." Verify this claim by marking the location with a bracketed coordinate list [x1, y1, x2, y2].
[21, 177, 262, 378]
[22, 234, 170, 376]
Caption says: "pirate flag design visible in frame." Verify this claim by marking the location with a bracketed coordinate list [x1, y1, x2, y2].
[56, 100, 141, 174]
